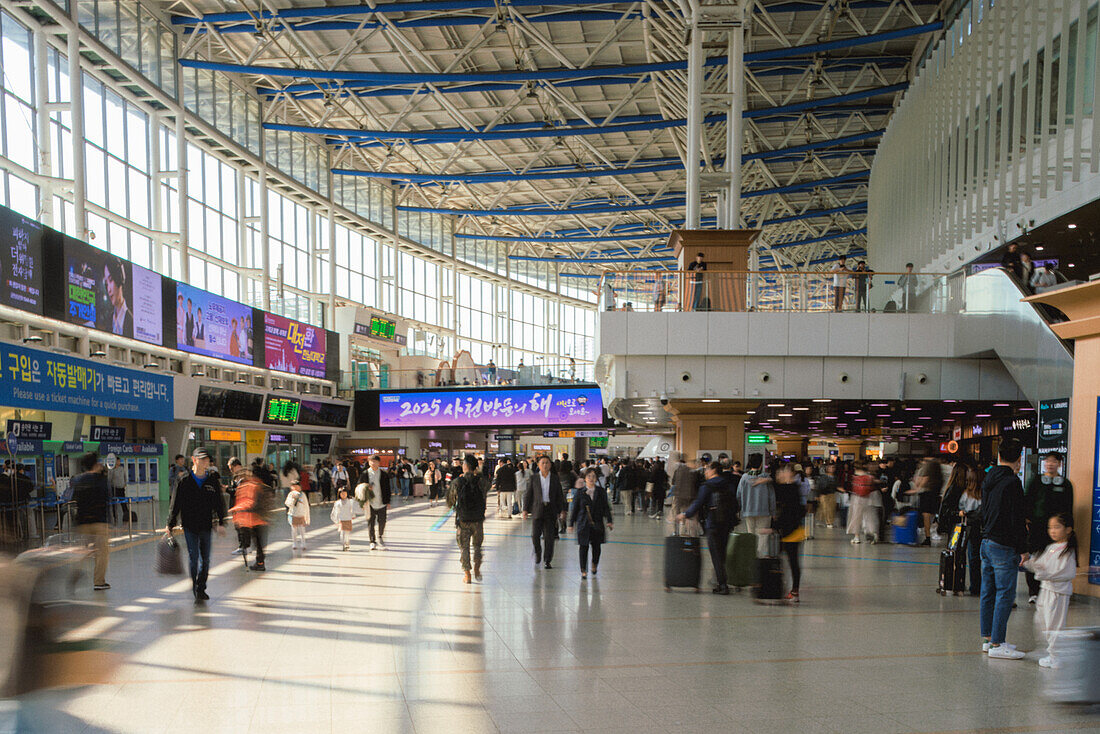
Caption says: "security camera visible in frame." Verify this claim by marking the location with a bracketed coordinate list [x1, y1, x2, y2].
[680, 371, 691, 382]
[759, 372, 770, 383]
[1028, 219, 1035, 227]
[659, 393, 669, 405]
[839, 373, 849, 383]
[917, 373, 928, 384]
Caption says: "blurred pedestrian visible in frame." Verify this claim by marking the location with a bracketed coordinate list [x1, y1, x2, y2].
[72, 452, 111, 591]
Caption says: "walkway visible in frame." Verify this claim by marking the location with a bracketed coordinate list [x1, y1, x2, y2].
[12, 498, 1100, 734]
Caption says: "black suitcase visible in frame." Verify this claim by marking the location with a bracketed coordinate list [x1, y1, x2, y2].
[754, 556, 784, 601]
[664, 535, 702, 592]
[937, 523, 968, 595]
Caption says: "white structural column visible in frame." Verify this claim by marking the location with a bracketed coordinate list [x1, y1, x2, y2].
[259, 167, 271, 311]
[67, 31, 86, 239]
[685, 6, 703, 228]
[725, 14, 744, 229]
[34, 29, 52, 226]
[176, 113, 190, 282]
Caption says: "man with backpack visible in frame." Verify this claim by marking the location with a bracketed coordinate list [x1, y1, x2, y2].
[449, 454, 486, 584]
[677, 462, 739, 594]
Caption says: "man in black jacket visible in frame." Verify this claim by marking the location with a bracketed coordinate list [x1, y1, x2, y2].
[523, 455, 566, 569]
[979, 438, 1029, 659]
[72, 452, 111, 591]
[452, 454, 487, 583]
[678, 463, 738, 594]
[493, 458, 516, 519]
[362, 454, 393, 550]
[166, 447, 227, 603]
[1023, 452, 1074, 603]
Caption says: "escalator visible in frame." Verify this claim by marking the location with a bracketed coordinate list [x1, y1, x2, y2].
[955, 268, 1074, 404]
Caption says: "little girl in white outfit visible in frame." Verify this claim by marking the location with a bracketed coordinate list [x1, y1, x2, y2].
[1021, 512, 1077, 668]
[285, 480, 311, 549]
[330, 488, 356, 550]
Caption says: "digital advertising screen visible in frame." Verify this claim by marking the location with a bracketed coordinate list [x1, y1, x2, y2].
[64, 238, 163, 345]
[355, 384, 606, 430]
[263, 313, 326, 379]
[194, 386, 265, 422]
[0, 204, 44, 315]
[298, 400, 351, 429]
[176, 282, 254, 366]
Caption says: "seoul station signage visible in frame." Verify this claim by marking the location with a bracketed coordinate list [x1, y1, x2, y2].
[354, 384, 606, 431]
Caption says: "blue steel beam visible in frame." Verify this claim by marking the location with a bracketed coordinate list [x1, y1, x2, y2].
[766, 227, 868, 249]
[265, 86, 901, 145]
[509, 255, 676, 263]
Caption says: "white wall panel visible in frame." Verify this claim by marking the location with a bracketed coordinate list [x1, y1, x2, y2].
[782, 358, 825, 398]
[747, 313, 789, 355]
[867, 314, 910, 357]
[627, 312, 667, 355]
[820, 357, 865, 400]
[788, 314, 830, 356]
[707, 312, 749, 355]
[826, 313, 870, 356]
[666, 356, 707, 397]
[666, 313, 707, 355]
[742, 356, 785, 399]
[941, 359, 983, 399]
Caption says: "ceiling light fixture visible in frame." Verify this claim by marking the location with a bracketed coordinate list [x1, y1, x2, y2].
[1068, 223, 1078, 229]
[812, 399, 831, 403]
[701, 399, 720, 403]
[767, 403, 784, 407]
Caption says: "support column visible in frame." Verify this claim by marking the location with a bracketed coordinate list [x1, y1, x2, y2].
[726, 19, 744, 229]
[176, 113, 190, 282]
[328, 201, 338, 327]
[685, 10, 703, 228]
[34, 29, 52, 226]
[67, 32, 86, 239]
[150, 115, 164, 272]
[259, 167, 271, 310]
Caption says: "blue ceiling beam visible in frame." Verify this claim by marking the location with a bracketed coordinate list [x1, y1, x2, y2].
[744, 171, 869, 198]
[509, 254, 676, 263]
[744, 22, 942, 62]
[766, 227, 868, 249]
[332, 158, 685, 184]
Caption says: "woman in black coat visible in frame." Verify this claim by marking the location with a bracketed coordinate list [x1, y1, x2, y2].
[772, 463, 807, 603]
[568, 468, 614, 579]
[648, 460, 669, 520]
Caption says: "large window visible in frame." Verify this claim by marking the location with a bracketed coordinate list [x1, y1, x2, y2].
[0, 11, 38, 217]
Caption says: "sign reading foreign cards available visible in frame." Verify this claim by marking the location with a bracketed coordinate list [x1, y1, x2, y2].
[0, 342, 173, 422]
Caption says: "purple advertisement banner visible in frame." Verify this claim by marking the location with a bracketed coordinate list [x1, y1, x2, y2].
[378, 386, 604, 428]
[263, 313, 327, 379]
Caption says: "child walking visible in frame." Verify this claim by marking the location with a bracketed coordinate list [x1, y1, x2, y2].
[330, 487, 356, 550]
[285, 479, 311, 550]
[1021, 512, 1077, 668]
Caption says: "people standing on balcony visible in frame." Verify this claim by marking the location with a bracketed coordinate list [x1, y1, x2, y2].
[487, 359, 497, 383]
[855, 261, 873, 312]
[830, 256, 851, 312]
[898, 263, 918, 312]
[601, 278, 616, 311]
[687, 251, 707, 311]
[1000, 242, 1023, 280]
[1019, 252, 1035, 294]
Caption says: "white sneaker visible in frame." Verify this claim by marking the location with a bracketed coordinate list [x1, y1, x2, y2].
[1038, 656, 1058, 668]
[231, 548, 244, 556]
[982, 641, 991, 652]
[370, 542, 376, 550]
[850, 537, 862, 544]
[1028, 595, 1038, 605]
[988, 644, 1025, 660]
[869, 535, 878, 544]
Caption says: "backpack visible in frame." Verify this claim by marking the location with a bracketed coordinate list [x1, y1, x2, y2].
[298, 469, 311, 493]
[452, 476, 479, 517]
[705, 482, 739, 527]
[851, 474, 874, 497]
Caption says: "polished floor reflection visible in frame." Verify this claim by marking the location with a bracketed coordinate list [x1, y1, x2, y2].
[15, 500, 1100, 734]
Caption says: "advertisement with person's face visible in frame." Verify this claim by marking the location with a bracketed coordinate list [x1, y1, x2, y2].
[263, 313, 326, 379]
[176, 282, 254, 366]
[0, 205, 44, 315]
[64, 238, 163, 345]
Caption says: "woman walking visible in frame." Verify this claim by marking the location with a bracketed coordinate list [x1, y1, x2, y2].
[426, 460, 444, 508]
[284, 479, 310, 550]
[568, 468, 614, 579]
[330, 487, 356, 551]
[847, 462, 881, 544]
[773, 463, 808, 603]
[958, 465, 982, 595]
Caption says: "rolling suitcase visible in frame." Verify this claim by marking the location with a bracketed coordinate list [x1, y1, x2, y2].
[892, 510, 920, 545]
[753, 534, 783, 602]
[664, 532, 702, 592]
[937, 522, 967, 595]
[725, 531, 756, 588]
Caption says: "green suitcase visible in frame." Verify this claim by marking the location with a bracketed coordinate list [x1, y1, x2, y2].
[725, 531, 757, 588]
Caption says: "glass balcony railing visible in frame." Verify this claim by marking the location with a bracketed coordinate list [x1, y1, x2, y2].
[597, 270, 957, 314]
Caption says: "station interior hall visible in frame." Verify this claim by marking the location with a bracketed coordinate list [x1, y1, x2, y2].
[0, 0, 1098, 732]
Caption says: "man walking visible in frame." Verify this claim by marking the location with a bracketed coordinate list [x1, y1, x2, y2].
[493, 457, 516, 519]
[671, 454, 700, 536]
[230, 466, 269, 571]
[979, 438, 1029, 659]
[451, 454, 486, 583]
[166, 447, 227, 603]
[72, 452, 111, 591]
[678, 462, 738, 594]
[523, 455, 566, 569]
[363, 454, 392, 550]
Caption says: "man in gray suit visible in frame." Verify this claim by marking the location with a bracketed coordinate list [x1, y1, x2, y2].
[523, 455, 566, 569]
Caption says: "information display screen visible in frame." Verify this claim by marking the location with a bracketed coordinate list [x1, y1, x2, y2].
[371, 316, 396, 340]
[195, 386, 265, 422]
[263, 313, 326, 378]
[263, 395, 301, 425]
[64, 237, 163, 345]
[297, 400, 351, 429]
[0, 204, 44, 315]
[176, 282, 254, 366]
[356, 385, 605, 430]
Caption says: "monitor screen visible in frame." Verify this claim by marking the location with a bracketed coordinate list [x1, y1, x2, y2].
[297, 400, 351, 429]
[176, 282, 255, 366]
[356, 384, 606, 430]
[194, 386, 264, 422]
[263, 313, 327, 379]
[263, 395, 301, 425]
[63, 237, 163, 345]
[0, 204, 44, 315]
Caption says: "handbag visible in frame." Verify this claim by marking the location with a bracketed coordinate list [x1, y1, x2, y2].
[155, 533, 184, 575]
[781, 527, 807, 543]
[644, 482, 654, 494]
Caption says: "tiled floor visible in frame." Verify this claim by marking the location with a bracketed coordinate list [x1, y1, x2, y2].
[10, 499, 1100, 733]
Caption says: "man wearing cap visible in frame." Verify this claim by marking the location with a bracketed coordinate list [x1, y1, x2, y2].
[166, 448, 227, 603]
